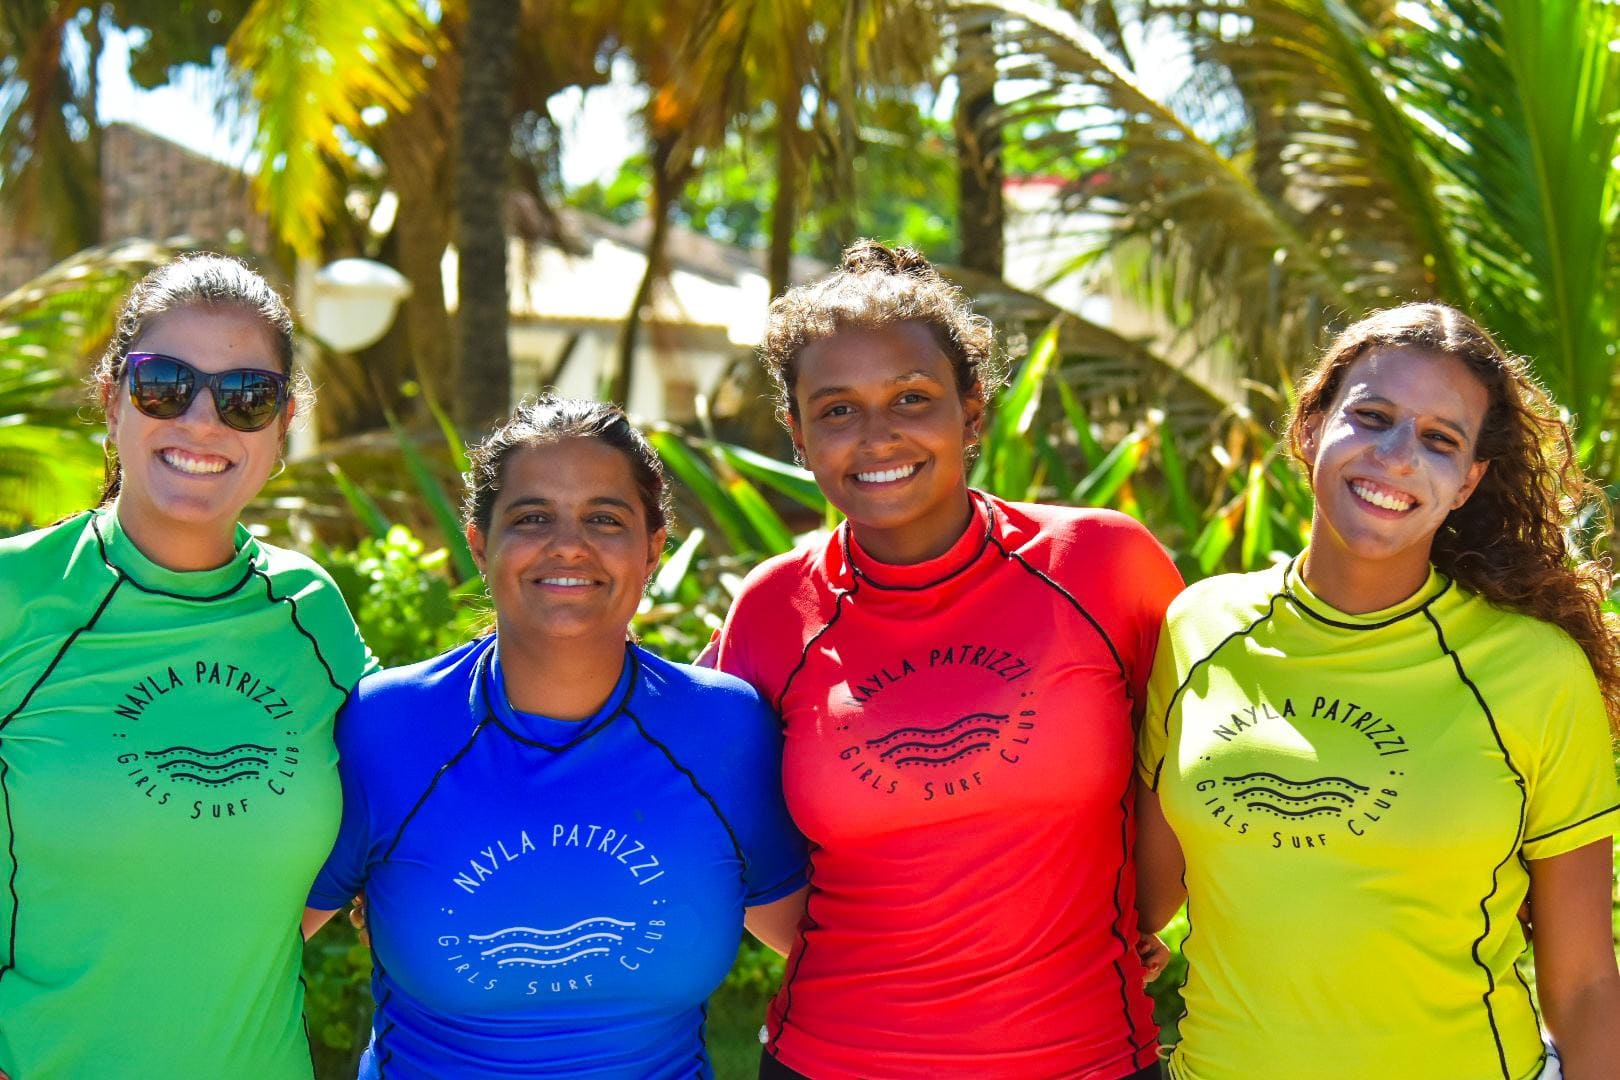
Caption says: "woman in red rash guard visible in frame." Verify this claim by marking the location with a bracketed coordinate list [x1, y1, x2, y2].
[714, 239, 1184, 1079]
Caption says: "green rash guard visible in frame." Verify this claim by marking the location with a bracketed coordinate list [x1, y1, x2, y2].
[1140, 559, 1620, 1080]
[0, 507, 372, 1079]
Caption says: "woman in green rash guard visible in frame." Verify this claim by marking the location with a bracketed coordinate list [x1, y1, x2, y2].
[1137, 304, 1620, 1080]
[0, 254, 371, 1079]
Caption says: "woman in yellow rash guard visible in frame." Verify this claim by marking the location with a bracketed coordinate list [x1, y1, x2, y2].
[1137, 303, 1620, 1080]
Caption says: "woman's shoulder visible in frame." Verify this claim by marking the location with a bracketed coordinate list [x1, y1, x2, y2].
[249, 537, 348, 593]
[1162, 565, 1289, 635]
[632, 647, 771, 714]
[0, 510, 94, 566]
[991, 496, 1168, 562]
[352, 638, 489, 704]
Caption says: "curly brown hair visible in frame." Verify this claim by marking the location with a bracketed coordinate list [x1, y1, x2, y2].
[759, 238, 1003, 424]
[1286, 302, 1620, 735]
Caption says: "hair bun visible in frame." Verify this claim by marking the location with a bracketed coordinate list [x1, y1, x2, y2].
[839, 238, 935, 278]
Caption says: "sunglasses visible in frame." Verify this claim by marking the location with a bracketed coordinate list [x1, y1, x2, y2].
[125, 352, 289, 433]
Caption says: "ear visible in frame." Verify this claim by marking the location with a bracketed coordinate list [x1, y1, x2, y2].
[1452, 459, 1488, 510]
[465, 522, 488, 576]
[646, 526, 668, 581]
[1299, 410, 1324, 463]
[283, 395, 298, 430]
[963, 389, 986, 447]
[103, 381, 121, 445]
[787, 415, 808, 466]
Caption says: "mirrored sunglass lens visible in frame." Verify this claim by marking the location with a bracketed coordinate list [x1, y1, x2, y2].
[215, 371, 283, 431]
[130, 357, 194, 418]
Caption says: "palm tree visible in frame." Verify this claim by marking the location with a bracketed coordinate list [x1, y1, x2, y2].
[963, 0, 1620, 467]
[455, 0, 521, 430]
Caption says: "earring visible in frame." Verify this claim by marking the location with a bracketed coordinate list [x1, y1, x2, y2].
[269, 456, 287, 481]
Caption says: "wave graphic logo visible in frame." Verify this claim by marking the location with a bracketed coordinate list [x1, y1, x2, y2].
[469, 917, 638, 968]
[1222, 771, 1369, 819]
[866, 712, 1010, 769]
[143, 743, 274, 786]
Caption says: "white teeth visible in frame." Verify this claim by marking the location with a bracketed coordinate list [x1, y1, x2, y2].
[1351, 481, 1414, 512]
[160, 450, 228, 475]
[856, 463, 921, 484]
[540, 577, 593, 587]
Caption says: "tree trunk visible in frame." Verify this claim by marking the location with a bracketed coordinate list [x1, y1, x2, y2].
[613, 133, 685, 409]
[768, 88, 801, 300]
[455, 0, 520, 430]
[954, 14, 1003, 278]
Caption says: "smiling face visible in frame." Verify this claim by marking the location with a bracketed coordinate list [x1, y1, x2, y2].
[106, 304, 293, 570]
[790, 322, 983, 565]
[1301, 346, 1490, 609]
[467, 438, 665, 654]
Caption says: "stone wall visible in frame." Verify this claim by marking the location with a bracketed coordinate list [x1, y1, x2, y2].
[0, 123, 270, 294]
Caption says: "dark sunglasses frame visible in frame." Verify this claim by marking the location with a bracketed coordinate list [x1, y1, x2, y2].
[124, 352, 290, 433]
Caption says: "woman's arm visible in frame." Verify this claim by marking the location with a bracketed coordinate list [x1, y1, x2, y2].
[302, 906, 339, 941]
[1528, 837, 1620, 1078]
[745, 885, 810, 956]
[1135, 785, 1186, 934]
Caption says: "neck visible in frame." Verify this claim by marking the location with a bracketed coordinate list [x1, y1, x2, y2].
[850, 489, 976, 565]
[1300, 544, 1430, 615]
[114, 503, 237, 572]
[496, 630, 627, 722]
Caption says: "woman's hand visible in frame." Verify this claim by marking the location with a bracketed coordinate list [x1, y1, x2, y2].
[1137, 933, 1171, 983]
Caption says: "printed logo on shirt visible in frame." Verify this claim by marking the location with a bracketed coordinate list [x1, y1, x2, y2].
[832, 641, 1039, 803]
[108, 659, 304, 821]
[431, 822, 673, 998]
[1186, 693, 1406, 850]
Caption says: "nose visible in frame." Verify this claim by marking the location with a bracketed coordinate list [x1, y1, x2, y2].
[1370, 420, 1420, 473]
[542, 517, 591, 557]
[170, 387, 230, 433]
[856, 410, 902, 451]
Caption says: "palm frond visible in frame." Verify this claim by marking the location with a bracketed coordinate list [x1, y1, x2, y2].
[227, 0, 443, 257]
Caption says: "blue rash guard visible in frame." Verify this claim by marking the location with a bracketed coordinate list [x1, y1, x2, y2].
[309, 636, 807, 1079]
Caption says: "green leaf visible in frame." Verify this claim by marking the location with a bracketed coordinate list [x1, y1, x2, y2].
[710, 442, 826, 513]
[645, 428, 757, 553]
[1053, 375, 1104, 470]
[1071, 429, 1149, 507]
[325, 461, 392, 539]
[652, 527, 705, 599]
[1239, 461, 1272, 571]
[386, 413, 478, 582]
[1155, 415, 1200, 538]
[724, 475, 796, 554]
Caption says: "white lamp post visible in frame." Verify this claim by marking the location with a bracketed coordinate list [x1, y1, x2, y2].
[290, 257, 413, 459]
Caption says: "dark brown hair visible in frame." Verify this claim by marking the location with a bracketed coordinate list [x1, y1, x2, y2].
[759, 238, 1002, 423]
[463, 395, 671, 536]
[1286, 302, 1620, 733]
[92, 253, 307, 501]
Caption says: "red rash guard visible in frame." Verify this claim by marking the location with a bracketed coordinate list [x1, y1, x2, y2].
[717, 492, 1183, 1079]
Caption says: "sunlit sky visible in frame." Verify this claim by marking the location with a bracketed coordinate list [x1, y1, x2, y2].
[95, 30, 645, 189]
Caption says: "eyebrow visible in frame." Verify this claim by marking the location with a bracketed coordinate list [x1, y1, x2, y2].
[805, 369, 944, 404]
[500, 495, 636, 512]
[1349, 393, 1476, 441]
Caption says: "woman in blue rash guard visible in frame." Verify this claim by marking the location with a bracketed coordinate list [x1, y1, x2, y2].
[303, 396, 808, 1079]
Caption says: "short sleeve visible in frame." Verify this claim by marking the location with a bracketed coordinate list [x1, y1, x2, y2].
[732, 692, 808, 904]
[1521, 651, 1620, 861]
[714, 590, 762, 694]
[1123, 530, 1184, 717]
[306, 570, 378, 688]
[1137, 618, 1176, 788]
[306, 698, 375, 909]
